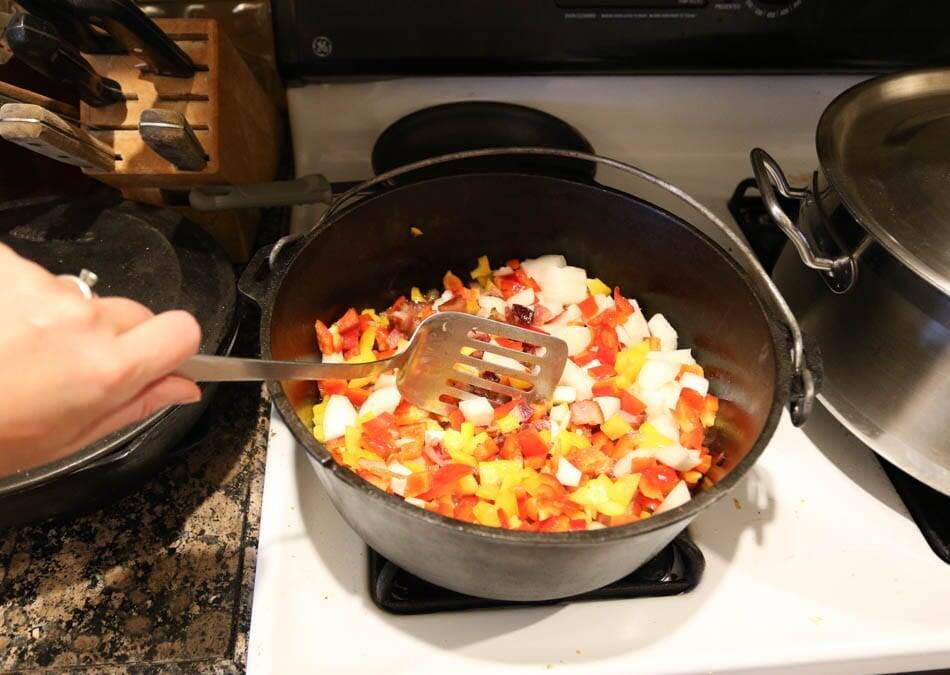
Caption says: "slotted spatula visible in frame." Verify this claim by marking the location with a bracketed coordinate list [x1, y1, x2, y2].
[177, 312, 568, 416]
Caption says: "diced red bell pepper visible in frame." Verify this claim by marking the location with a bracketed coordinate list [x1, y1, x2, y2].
[319, 379, 347, 396]
[448, 408, 465, 431]
[640, 464, 680, 499]
[315, 320, 336, 355]
[517, 428, 549, 458]
[345, 387, 370, 407]
[376, 348, 397, 360]
[500, 433, 520, 459]
[495, 336, 523, 351]
[473, 436, 500, 461]
[679, 387, 705, 412]
[569, 519, 588, 531]
[443, 271, 464, 293]
[336, 308, 360, 334]
[497, 508, 510, 528]
[578, 295, 598, 319]
[416, 463, 475, 501]
[588, 362, 617, 380]
[572, 348, 599, 367]
[404, 471, 434, 498]
[454, 495, 479, 523]
[340, 328, 360, 352]
[592, 380, 618, 397]
[363, 412, 397, 437]
[590, 307, 618, 328]
[388, 295, 407, 312]
[613, 287, 635, 321]
[620, 390, 646, 415]
[506, 258, 521, 270]
[492, 397, 520, 421]
[513, 267, 541, 292]
[358, 313, 374, 332]
[539, 515, 570, 532]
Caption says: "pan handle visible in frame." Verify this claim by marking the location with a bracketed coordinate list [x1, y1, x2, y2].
[750, 148, 859, 294]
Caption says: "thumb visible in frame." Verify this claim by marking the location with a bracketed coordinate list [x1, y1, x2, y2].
[68, 376, 201, 452]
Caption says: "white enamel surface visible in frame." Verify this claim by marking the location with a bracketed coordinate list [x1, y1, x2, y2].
[249, 406, 950, 674]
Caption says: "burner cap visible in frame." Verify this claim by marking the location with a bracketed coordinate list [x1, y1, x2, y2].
[372, 101, 595, 182]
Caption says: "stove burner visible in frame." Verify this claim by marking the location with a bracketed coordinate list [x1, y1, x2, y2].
[368, 534, 704, 615]
[729, 177, 950, 565]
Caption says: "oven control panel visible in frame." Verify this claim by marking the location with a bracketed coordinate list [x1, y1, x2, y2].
[273, 0, 950, 78]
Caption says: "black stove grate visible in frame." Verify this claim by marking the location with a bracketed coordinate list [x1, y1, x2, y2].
[368, 534, 704, 615]
[728, 177, 950, 566]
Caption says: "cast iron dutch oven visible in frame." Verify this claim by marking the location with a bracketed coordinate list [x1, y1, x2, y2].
[194, 148, 819, 601]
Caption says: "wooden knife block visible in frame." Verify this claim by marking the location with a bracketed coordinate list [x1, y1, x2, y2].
[79, 19, 280, 261]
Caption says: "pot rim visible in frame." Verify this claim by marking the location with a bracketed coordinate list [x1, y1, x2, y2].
[261, 170, 791, 547]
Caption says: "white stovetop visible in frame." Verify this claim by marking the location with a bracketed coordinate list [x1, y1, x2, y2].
[248, 407, 950, 674]
[248, 75, 950, 673]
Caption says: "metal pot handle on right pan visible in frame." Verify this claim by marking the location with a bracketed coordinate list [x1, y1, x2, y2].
[750, 148, 858, 294]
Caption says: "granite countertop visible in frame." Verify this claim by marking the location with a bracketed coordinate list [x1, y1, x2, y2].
[0, 379, 269, 673]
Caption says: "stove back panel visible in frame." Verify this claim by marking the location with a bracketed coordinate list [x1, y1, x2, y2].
[273, 1, 950, 78]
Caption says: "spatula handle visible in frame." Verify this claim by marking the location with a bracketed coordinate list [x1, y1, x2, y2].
[176, 354, 397, 382]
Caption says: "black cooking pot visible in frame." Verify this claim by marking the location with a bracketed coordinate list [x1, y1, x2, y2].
[208, 149, 818, 600]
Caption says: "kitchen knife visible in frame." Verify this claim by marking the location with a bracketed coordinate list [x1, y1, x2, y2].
[138, 108, 207, 171]
[0, 80, 80, 121]
[0, 102, 115, 171]
[14, 0, 121, 54]
[5, 13, 123, 107]
[69, 0, 196, 77]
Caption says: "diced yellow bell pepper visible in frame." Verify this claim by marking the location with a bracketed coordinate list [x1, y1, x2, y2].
[455, 363, 480, 377]
[311, 400, 328, 442]
[569, 475, 612, 506]
[539, 428, 552, 445]
[443, 429, 464, 453]
[638, 422, 674, 448]
[597, 501, 627, 517]
[478, 459, 522, 488]
[615, 341, 650, 381]
[403, 458, 426, 473]
[495, 490, 518, 520]
[608, 473, 641, 507]
[347, 375, 376, 389]
[459, 474, 478, 495]
[470, 255, 491, 281]
[460, 346, 477, 356]
[601, 414, 633, 440]
[446, 447, 477, 467]
[410, 286, 425, 303]
[497, 413, 520, 433]
[521, 468, 542, 495]
[460, 422, 475, 444]
[586, 277, 612, 296]
[473, 501, 501, 527]
[683, 470, 703, 485]
[475, 484, 499, 501]
[510, 377, 532, 391]
[557, 430, 591, 452]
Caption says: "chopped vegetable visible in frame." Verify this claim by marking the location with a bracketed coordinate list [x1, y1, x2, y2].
[310, 254, 719, 530]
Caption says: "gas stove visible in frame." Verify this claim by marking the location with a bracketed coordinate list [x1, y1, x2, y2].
[248, 2, 950, 670]
[245, 73, 950, 673]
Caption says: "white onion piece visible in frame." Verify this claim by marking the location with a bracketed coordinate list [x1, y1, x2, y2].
[547, 303, 582, 326]
[649, 411, 679, 441]
[680, 372, 710, 397]
[535, 293, 564, 319]
[478, 295, 506, 316]
[621, 313, 651, 346]
[494, 265, 514, 275]
[391, 476, 408, 496]
[459, 396, 494, 427]
[655, 480, 691, 514]
[556, 457, 583, 487]
[541, 265, 588, 306]
[405, 496, 427, 508]
[594, 294, 615, 313]
[425, 429, 445, 446]
[521, 254, 567, 276]
[612, 449, 657, 477]
[588, 522, 607, 530]
[506, 287, 535, 308]
[359, 386, 401, 418]
[323, 394, 357, 441]
[483, 349, 527, 372]
[374, 372, 397, 390]
[648, 313, 678, 351]
[553, 385, 577, 404]
[432, 289, 454, 310]
[656, 445, 702, 471]
[594, 396, 621, 421]
[545, 324, 592, 356]
[388, 461, 412, 476]
[637, 360, 680, 391]
[322, 351, 344, 364]
[560, 359, 594, 400]
[550, 403, 572, 433]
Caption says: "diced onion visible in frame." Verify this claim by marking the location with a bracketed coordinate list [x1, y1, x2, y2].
[478, 295, 506, 316]
[655, 480, 691, 514]
[637, 360, 680, 391]
[646, 349, 695, 365]
[405, 496, 427, 508]
[556, 457, 583, 487]
[680, 372, 709, 397]
[621, 310, 651, 346]
[593, 396, 621, 421]
[391, 476, 407, 496]
[483, 349, 526, 372]
[425, 429, 445, 446]
[647, 313, 678, 351]
[545, 324, 592, 356]
[359, 386, 401, 418]
[506, 287, 535, 308]
[323, 394, 357, 441]
[559, 359, 594, 400]
[432, 289, 454, 310]
[459, 396, 494, 426]
[388, 461, 412, 476]
[547, 303, 582, 326]
[553, 385, 577, 404]
[374, 372, 397, 390]
[322, 351, 344, 364]
[656, 445, 702, 471]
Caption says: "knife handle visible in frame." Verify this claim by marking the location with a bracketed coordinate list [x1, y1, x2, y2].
[5, 14, 124, 108]
[69, 0, 195, 78]
[0, 102, 115, 171]
[138, 108, 208, 171]
[14, 0, 122, 54]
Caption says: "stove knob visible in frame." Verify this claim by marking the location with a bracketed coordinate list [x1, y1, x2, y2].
[745, 0, 803, 18]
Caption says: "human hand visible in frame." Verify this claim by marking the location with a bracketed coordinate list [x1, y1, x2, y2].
[0, 243, 202, 476]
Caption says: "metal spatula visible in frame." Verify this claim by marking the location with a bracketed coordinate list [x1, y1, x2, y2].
[177, 312, 568, 416]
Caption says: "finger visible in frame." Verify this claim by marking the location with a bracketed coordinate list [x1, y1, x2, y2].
[67, 375, 201, 452]
[113, 310, 202, 394]
[93, 296, 154, 334]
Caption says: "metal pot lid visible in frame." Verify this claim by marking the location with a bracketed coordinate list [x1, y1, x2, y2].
[0, 194, 235, 494]
[817, 67, 950, 296]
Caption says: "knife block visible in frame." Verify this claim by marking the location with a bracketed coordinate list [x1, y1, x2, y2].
[79, 18, 280, 261]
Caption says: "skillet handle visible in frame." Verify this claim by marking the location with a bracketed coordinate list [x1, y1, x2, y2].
[750, 148, 858, 294]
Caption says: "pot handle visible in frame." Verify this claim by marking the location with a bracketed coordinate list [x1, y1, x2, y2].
[750, 148, 858, 294]
[189, 174, 333, 211]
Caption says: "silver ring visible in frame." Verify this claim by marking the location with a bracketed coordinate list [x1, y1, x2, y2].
[57, 269, 99, 299]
